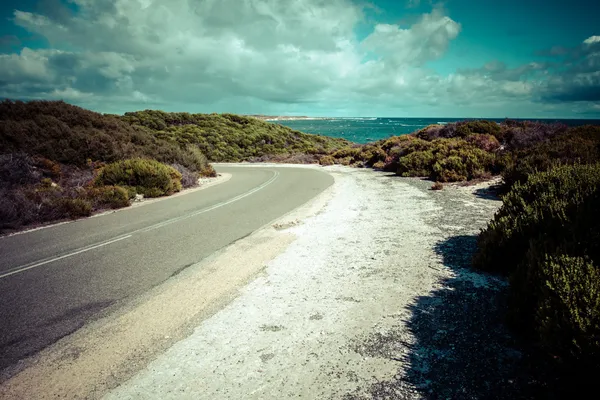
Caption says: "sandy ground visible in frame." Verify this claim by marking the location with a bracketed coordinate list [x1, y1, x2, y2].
[103, 166, 516, 399]
[2, 165, 528, 399]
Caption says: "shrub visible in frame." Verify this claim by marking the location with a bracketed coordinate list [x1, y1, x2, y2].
[319, 155, 335, 166]
[501, 125, 600, 192]
[200, 164, 217, 177]
[466, 134, 501, 152]
[393, 138, 496, 182]
[34, 157, 61, 179]
[88, 185, 130, 209]
[0, 153, 41, 187]
[338, 157, 352, 166]
[398, 150, 435, 177]
[501, 120, 568, 150]
[58, 198, 93, 218]
[373, 161, 385, 170]
[431, 181, 443, 190]
[473, 163, 600, 376]
[474, 163, 600, 275]
[122, 109, 349, 162]
[433, 155, 468, 182]
[535, 254, 600, 363]
[358, 145, 387, 166]
[416, 121, 501, 141]
[171, 163, 200, 188]
[332, 147, 361, 159]
[94, 158, 182, 198]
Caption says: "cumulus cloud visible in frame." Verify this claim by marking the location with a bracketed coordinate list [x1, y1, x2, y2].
[361, 8, 461, 67]
[535, 36, 600, 103]
[2, 0, 471, 112]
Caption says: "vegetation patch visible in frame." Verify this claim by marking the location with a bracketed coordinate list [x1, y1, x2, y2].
[94, 158, 182, 198]
[121, 110, 350, 162]
[473, 163, 600, 389]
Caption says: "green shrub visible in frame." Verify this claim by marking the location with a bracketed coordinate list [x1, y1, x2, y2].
[473, 163, 600, 375]
[466, 133, 501, 152]
[398, 150, 435, 177]
[338, 157, 352, 166]
[200, 164, 217, 177]
[332, 147, 361, 159]
[433, 155, 468, 182]
[501, 125, 600, 192]
[88, 185, 130, 209]
[58, 198, 93, 218]
[319, 155, 335, 166]
[373, 161, 385, 170]
[94, 158, 182, 198]
[474, 163, 600, 275]
[394, 138, 496, 182]
[535, 254, 600, 362]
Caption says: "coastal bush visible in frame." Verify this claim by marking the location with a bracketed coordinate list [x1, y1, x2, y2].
[170, 163, 200, 188]
[0, 153, 41, 187]
[474, 163, 600, 275]
[501, 125, 600, 191]
[319, 155, 335, 166]
[94, 158, 182, 198]
[416, 120, 501, 141]
[57, 197, 93, 218]
[394, 138, 496, 182]
[87, 185, 130, 209]
[123, 110, 349, 162]
[398, 150, 435, 177]
[535, 254, 600, 364]
[373, 161, 385, 170]
[472, 163, 600, 371]
[466, 133, 501, 152]
[431, 181, 443, 190]
[0, 100, 214, 174]
[248, 153, 319, 164]
[0, 182, 96, 231]
[501, 120, 568, 150]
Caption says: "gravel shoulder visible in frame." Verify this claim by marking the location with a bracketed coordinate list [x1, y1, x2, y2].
[104, 166, 523, 399]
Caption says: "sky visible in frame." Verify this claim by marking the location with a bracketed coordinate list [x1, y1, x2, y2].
[0, 0, 599, 118]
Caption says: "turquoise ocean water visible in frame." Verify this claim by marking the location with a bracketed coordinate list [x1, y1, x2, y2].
[271, 118, 599, 144]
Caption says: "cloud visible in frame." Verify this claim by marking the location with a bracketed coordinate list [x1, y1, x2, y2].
[1, 0, 597, 117]
[535, 36, 600, 103]
[457, 61, 548, 82]
[1, 0, 470, 112]
[361, 8, 461, 67]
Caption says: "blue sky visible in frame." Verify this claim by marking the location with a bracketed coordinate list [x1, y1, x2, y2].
[1, 0, 599, 117]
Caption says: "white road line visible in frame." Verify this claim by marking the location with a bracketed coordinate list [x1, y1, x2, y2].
[0, 235, 133, 279]
[138, 170, 280, 234]
[0, 170, 280, 280]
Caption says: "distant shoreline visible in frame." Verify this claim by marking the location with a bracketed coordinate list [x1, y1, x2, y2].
[248, 115, 328, 121]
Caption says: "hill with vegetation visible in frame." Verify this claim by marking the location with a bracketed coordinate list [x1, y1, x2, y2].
[0, 100, 349, 232]
[120, 110, 349, 162]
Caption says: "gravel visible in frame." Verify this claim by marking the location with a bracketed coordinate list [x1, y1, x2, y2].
[104, 166, 532, 400]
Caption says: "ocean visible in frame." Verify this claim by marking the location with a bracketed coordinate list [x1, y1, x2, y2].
[270, 117, 600, 144]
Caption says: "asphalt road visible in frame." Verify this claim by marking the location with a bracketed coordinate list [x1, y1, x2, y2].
[0, 165, 333, 371]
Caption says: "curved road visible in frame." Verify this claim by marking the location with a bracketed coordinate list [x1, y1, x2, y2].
[0, 165, 333, 371]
